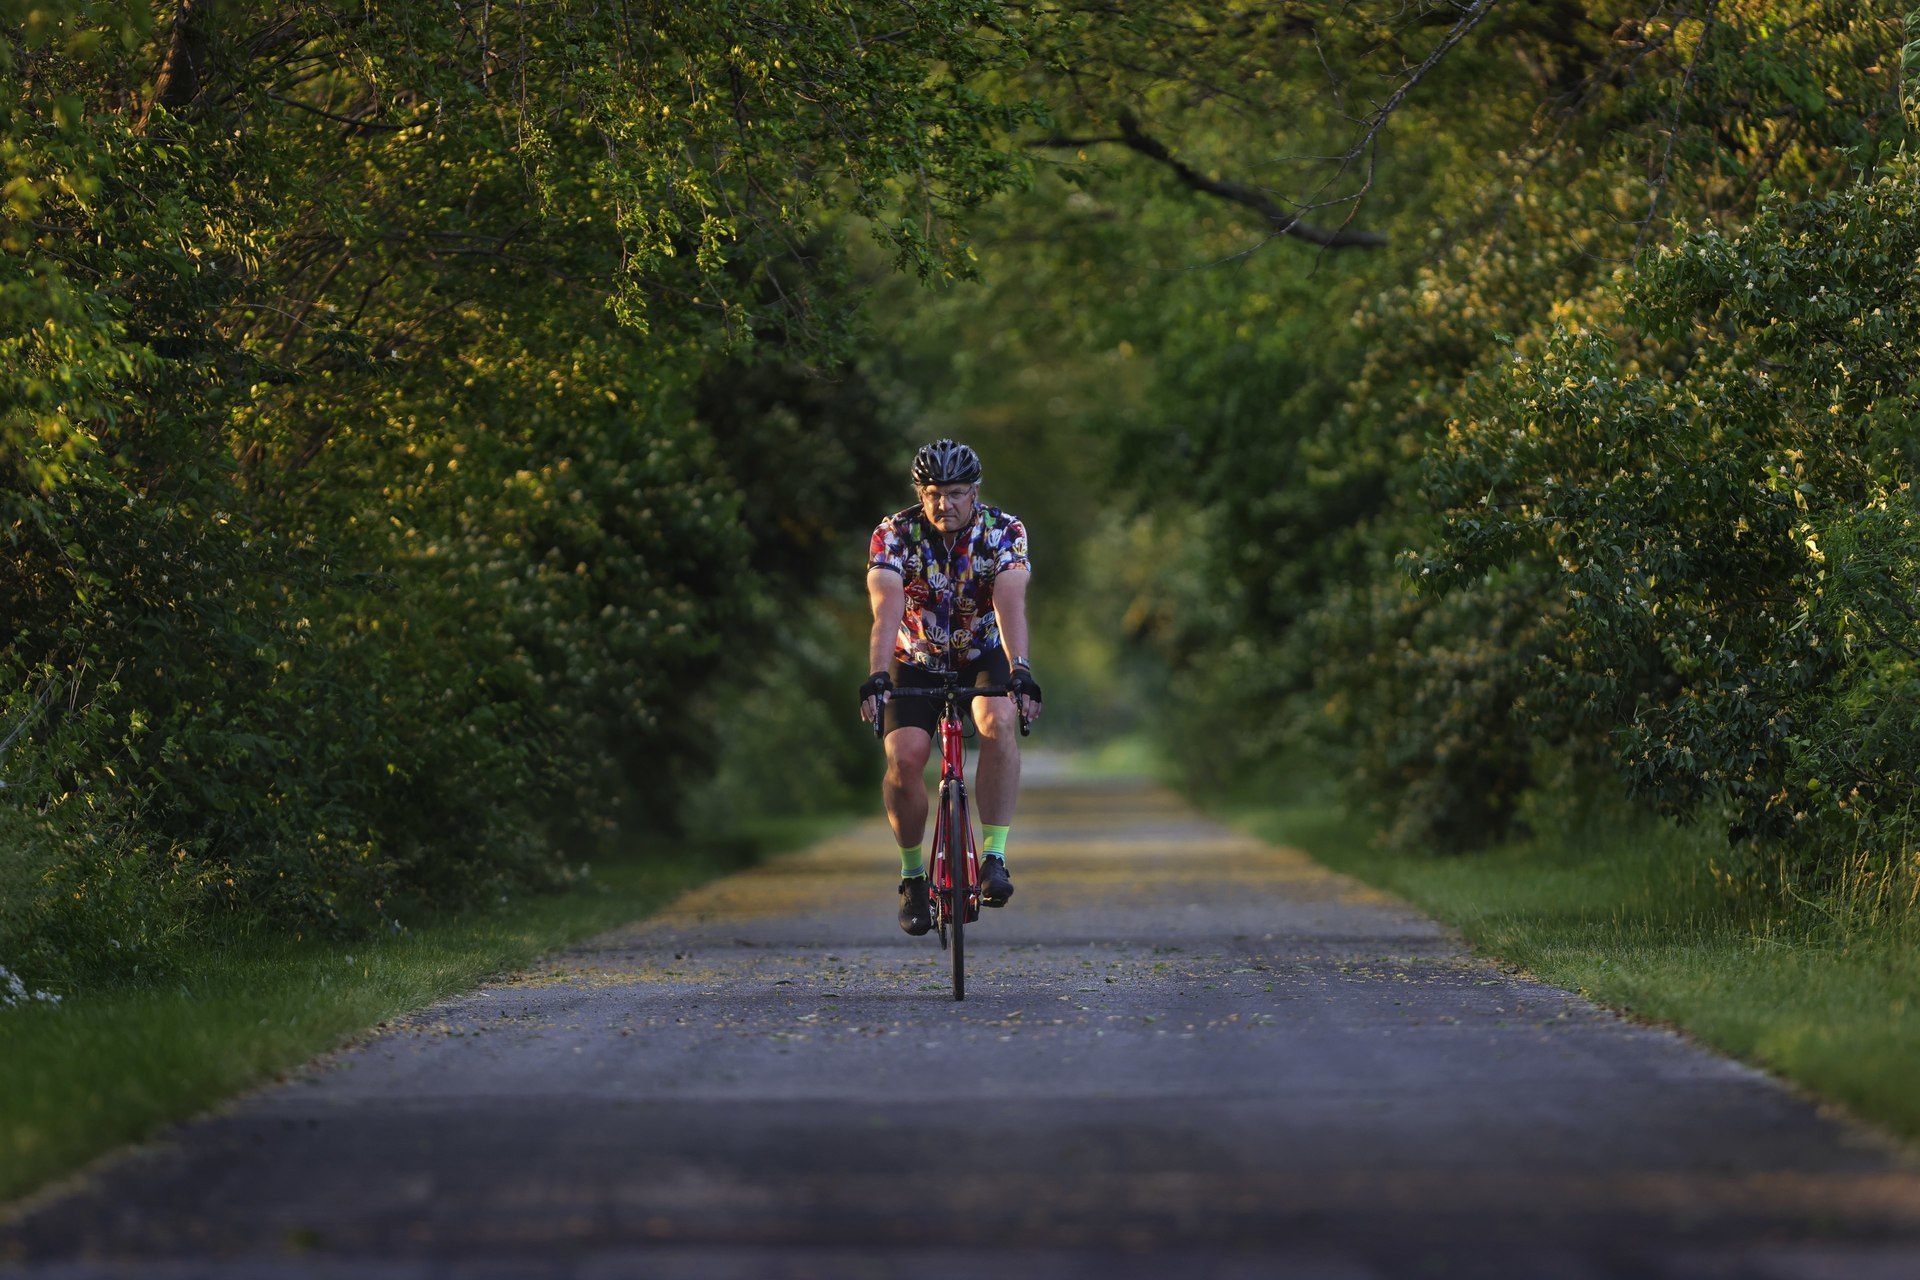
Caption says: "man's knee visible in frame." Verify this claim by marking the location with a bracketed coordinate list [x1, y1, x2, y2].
[975, 699, 1019, 746]
[885, 731, 931, 780]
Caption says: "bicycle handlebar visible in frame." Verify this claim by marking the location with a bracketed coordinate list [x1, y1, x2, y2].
[887, 685, 1013, 699]
[869, 684, 1033, 740]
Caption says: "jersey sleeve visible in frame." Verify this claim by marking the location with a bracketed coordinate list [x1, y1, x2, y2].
[867, 519, 905, 576]
[990, 514, 1031, 575]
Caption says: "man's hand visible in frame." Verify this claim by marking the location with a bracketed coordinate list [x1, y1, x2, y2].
[1007, 666, 1044, 722]
[859, 671, 894, 725]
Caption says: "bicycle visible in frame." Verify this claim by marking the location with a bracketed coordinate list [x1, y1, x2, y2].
[874, 673, 1030, 1001]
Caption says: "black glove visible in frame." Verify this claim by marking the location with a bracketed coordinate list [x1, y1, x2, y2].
[1007, 665, 1043, 709]
[858, 670, 893, 719]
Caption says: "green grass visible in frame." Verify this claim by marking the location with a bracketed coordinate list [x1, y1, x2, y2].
[0, 814, 851, 1205]
[1220, 782, 1920, 1143]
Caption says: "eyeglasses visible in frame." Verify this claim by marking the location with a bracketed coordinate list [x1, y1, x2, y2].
[919, 485, 975, 505]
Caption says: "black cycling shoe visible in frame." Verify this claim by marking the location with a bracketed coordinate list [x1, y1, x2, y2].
[898, 876, 933, 936]
[980, 855, 1013, 907]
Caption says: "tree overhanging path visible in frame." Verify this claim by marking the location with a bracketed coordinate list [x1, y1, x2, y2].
[7, 760, 1920, 1278]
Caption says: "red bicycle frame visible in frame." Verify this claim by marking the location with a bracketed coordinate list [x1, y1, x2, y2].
[929, 711, 980, 926]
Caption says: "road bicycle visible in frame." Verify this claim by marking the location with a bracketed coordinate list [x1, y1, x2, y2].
[875, 674, 1029, 1001]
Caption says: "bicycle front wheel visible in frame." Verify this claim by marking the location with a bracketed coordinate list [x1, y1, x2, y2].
[947, 784, 966, 1002]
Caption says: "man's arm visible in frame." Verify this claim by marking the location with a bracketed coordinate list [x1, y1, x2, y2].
[867, 567, 906, 676]
[861, 568, 906, 725]
[992, 568, 1042, 720]
[991, 567, 1032, 663]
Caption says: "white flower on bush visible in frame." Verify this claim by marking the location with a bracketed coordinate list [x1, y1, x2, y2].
[1, 964, 60, 1008]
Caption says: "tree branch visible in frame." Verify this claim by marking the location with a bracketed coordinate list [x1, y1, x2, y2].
[1032, 0, 1503, 254]
[1307, 0, 1499, 246]
[1109, 112, 1386, 249]
[264, 91, 409, 134]
[1028, 134, 1127, 148]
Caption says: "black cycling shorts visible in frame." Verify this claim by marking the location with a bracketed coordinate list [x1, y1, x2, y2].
[883, 649, 1011, 738]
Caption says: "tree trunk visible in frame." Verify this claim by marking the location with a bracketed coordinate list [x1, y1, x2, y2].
[141, 0, 216, 129]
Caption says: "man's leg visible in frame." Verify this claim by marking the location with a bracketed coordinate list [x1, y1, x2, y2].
[884, 727, 935, 935]
[973, 696, 1020, 905]
[884, 726, 933, 866]
[973, 696, 1020, 826]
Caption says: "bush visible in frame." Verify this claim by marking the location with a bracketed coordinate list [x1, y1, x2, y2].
[1429, 156, 1920, 871]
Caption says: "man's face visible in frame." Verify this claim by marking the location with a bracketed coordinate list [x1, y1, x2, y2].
[919, 482, 977, 533]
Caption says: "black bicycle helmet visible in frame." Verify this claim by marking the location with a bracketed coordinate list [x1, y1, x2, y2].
[910, 438, 983, 486]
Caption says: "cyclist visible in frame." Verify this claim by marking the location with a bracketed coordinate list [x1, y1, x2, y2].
[859, 440, 1044, 936]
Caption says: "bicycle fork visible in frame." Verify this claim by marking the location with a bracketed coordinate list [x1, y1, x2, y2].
[932, 714, 979, 927]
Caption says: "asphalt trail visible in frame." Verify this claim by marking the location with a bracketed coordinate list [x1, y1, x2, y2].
[6, 758, 1920, 1279]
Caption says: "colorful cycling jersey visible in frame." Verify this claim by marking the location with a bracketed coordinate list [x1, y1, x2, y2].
[867, 505, 1031, 670]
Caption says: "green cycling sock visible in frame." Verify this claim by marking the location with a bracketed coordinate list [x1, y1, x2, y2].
[899, 842, 925, 879]
[982, 824, 1010, 864]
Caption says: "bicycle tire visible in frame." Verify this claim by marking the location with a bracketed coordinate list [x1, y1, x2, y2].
[948, 783, 966, 1002]
[931, 780, 949, 951]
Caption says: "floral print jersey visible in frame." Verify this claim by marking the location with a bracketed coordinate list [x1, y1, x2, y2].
[867, 505, 1031, 670]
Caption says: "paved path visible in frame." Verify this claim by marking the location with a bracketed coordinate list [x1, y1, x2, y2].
[7, 761, 1920, 1278]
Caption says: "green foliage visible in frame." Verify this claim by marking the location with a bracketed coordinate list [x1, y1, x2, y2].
[1431, 157, 1920, 868]
[0, 1, 1031, 990]
[1282, 2, 1914, 850]
[1012, 0, 1920, 865]
[13, 0, 1920, 993]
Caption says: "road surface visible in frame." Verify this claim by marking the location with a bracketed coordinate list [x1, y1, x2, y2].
[6, 758, 1920, 1278]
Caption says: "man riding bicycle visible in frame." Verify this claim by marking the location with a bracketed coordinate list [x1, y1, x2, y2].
[859, 440, 1044, 936]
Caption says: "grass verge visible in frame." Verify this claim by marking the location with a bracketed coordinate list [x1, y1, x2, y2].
[1093, 734, 1920, 1144]
[0, 813, 851, 1205]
